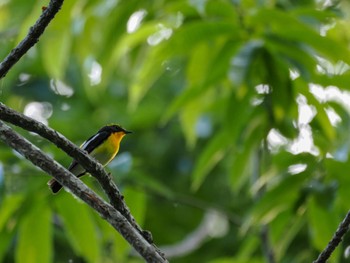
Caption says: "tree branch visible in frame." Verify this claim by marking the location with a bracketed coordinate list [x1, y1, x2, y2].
[0, 0, 64, 78]
[0, 121, 167, 263]
[0, 102, 151, 240]
[313, 211, 350, 263]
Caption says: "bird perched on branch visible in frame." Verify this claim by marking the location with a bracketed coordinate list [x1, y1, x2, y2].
[48, 124, 132, 193]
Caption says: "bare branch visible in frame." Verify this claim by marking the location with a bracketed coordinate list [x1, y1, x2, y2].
[0, 102, 147, 238]
[0, 121, 167, 263]
[313, 211, 350, 263]
[0, 0, 64, 78]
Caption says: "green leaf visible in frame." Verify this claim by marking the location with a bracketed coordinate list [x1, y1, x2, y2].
[252, 9, 350, 63]
[229, 111, 265, 191]
[16, 203, 52, 263]
[229, 138, 257, 192]
[0, 194, 24, 231]
[0, 229, 16, 262]
[41, 30, 71, 79]
[249, 172, 307, 226]
[161, 86, 198, 123]
[40, 0, 75, 79]
[123, 187, 147, 226]
[305, 90, 336, 141]
[128, 20, 239, 109]
[313, 72, 350, 91]
[230, 40, 265, 86]
[192, 131, 229, 191]
[56, 195, 100, 263]
[307, 197, 339, 255]
[186, 42, 211, 86]
[265, 36, 317, 81]
[178, 96, 203, 148]
[274, 212, 305, 261]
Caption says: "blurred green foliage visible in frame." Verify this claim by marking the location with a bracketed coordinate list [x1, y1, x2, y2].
[1, 0, 350, 262]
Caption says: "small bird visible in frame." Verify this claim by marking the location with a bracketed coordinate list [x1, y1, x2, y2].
[48, 124, 132, 193]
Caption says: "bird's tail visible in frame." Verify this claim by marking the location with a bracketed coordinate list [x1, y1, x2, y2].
[47, 179, 63, 194]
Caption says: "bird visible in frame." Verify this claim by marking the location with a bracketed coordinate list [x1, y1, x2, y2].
[48, 124, 132, 193]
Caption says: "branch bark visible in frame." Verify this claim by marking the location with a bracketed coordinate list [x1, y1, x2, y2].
[313, 211, 350, 263]
[0, 102, 150, 240]
[0, 0, 64, 78]
[0, 121, 167, 263]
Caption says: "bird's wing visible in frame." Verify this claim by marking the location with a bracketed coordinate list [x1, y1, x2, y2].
[67, 131, 110, 172]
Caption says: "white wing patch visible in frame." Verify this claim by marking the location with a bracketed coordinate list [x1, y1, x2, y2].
[81, 133, 100, 151]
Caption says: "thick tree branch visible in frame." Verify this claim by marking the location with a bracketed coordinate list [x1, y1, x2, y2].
[0, 102, 150, 239]
[0, 0, 64, 78]
[313, 211, 350, 263]
[0, 121, 167, 263]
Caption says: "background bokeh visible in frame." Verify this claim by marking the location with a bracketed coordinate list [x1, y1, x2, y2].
[1, 0, 350, 262]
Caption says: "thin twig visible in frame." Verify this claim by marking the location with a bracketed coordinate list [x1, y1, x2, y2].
[0, 0, 64, 78]
[0, 121, 167, 263]
[260, 225, 275, 263]
[313, 211, 350, 263]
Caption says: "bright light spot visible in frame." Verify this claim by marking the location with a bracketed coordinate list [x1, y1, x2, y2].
[0, 0, 10, 7]
[61, 103, 70, 111]
[167, 12, 184, 28]
[251, 97, 263, 106]
[255, 84, 270, 94]
[24, 102, 52, 125]
[296, 95, 316, 125]
[333, 145, 348, 162]
[19, 73, 31, 83]
[127, 10, 147, 33]
[290, 70, 300, 80]
[206, 210, 229, 238]
[310, 84, 350, 113]
[288, 125, 319, 155]
[267, 129, 288, 151]
[50, 79, 74, 97]
[325, 107, 341, 126]
[345, 245, 350, 259]
[316, 57, 350, 75]
[87, 61, 102, 86]
[147, 24, 172, 46]
[289, 94, 319, 155]
[288, 163, 307, 174]
[72, 17, 86, 35]
[196, 116, 212, 138]
[189, 0, 208, 15]
[94, 0, 118, 16]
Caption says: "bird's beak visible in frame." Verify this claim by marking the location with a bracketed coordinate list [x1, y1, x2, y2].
[124, 130, 132, 134]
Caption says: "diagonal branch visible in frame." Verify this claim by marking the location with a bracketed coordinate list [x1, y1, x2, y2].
[313, 210, 350, 263]
[0, 0, 64, 78]
[0, 121, 167, 263]
[0, 102, 152, 242]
